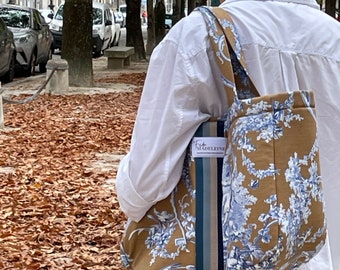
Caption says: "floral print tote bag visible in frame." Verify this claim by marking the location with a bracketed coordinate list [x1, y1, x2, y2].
[200, 7, 327, 269]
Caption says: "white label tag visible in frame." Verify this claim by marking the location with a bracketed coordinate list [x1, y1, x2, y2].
[191, 137, 226, 158]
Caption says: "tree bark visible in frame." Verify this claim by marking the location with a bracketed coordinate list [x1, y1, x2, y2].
[126, 0, 146, 60]
[180, 0, 186, 17]
[172, 0, 188, 26]
[154, 0, 166, 45]
[62, 0, 93, 87]
[146, 0, 155, 55]
[188, 0, 196, 14]
[172, 0, 181, 26]
[325, 0, 337, 18]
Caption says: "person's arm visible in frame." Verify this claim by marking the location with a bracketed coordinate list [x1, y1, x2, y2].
[116, 13, 227, 222]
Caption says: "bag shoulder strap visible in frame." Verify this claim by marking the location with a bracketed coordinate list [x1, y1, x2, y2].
[199, 6, 260, 105]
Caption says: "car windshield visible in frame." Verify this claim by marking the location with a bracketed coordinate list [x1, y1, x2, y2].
[54, 4, 64, 20]
[0, 7, 30, 28]
[92, 8, 102, 25]
[54, 5, 102, 25]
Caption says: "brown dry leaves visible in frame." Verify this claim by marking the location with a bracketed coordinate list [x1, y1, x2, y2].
[0, 73, 145, 269]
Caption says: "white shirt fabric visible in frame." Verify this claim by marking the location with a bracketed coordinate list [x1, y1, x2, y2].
[116, 0, 340, 268]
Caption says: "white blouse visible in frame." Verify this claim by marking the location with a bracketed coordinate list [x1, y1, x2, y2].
[116, 0, 340, 268]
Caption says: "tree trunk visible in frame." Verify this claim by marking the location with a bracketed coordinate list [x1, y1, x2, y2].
[146, 0, 155, 55]
[188, 0, 196, 14]
[62, 0, 93, 87]
[155, 0, 166, 45]
[180, 0, 186, 17]
[325, 0, 337, 18]
[172, 0, 181, 26]
[126, 0, 146, 60]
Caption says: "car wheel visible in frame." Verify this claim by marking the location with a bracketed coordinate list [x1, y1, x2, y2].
[1, 53, 15, 83]
[24, 53, 36, 77]
[39, 47, 53, 73]
[39, 63, 46, 73]
[93, 39, 103, 58]
[93, 49, 102, 58]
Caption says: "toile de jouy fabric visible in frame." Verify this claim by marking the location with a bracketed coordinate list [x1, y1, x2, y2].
[201, 7, 327, 269]
[120, 167, 196, 270]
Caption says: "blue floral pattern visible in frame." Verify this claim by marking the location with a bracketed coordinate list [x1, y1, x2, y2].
[120, 152, 196, 269]
[200, 6, 326, 269]
[222, 92, 326, 269]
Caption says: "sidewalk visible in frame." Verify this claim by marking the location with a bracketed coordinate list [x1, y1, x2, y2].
[1, 56, 149, 96]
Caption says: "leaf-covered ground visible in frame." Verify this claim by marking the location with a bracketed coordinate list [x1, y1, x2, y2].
[0, 72, 146, 269]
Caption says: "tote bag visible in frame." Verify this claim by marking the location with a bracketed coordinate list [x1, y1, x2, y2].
[200, 7, 327, 269]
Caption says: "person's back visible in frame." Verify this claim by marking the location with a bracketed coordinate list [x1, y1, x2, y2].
[116, 0, 340, 268]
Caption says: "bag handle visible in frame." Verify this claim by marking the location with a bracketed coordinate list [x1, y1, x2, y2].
[199, 7, 260, 106]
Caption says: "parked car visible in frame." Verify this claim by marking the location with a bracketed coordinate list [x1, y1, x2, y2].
[92, 2, 113, 57]
[118, 4, 126, 27]
[0, 4, 54, 76]
[39, 9, 54, 24]
[50, 2, 113, 57]
[114, 10, 124, 28]
[110, 10, 121, 47]
[0, 16, 16, 83]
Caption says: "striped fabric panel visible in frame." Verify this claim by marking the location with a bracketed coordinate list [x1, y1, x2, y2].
[193, 120, 224, 270]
